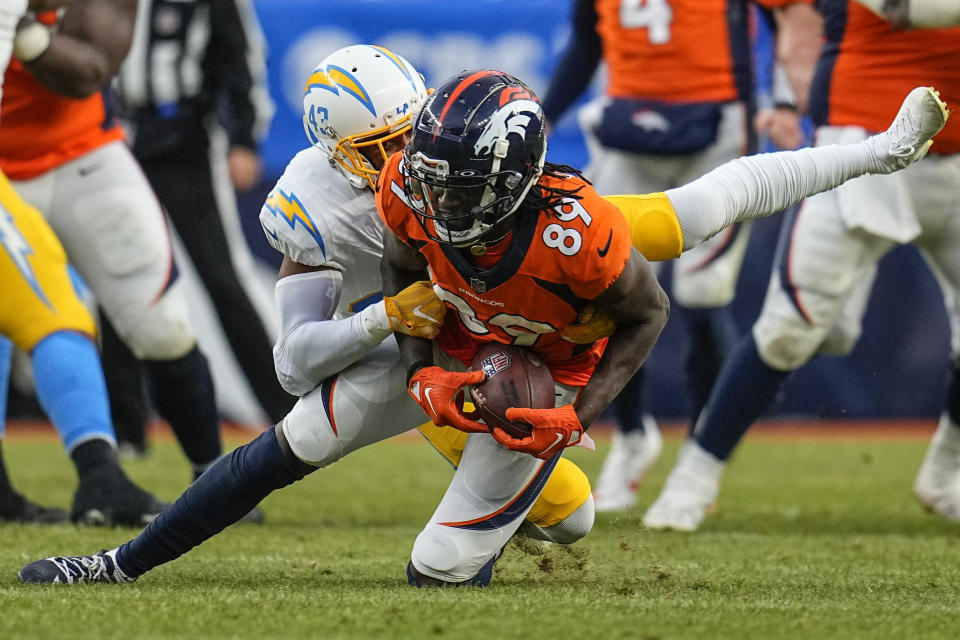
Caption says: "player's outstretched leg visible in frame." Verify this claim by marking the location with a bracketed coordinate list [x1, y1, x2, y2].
[643, 334, 789, 531]
[914, 367, 960, 519]
[868, 86, 949, 174]
[19, 426, 314, 584]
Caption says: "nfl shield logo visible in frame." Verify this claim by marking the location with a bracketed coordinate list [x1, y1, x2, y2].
[480, 351, 511, 378]
[470, 278, 486, 293]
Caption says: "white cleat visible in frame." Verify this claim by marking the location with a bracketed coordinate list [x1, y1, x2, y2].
[913, 414, 960, 521]
[642, 440, 724, 532]
[869, 86, 949, 174]
[592, 415, 662, 512]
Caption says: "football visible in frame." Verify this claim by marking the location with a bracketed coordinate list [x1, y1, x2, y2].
[470, 343, 555, 439]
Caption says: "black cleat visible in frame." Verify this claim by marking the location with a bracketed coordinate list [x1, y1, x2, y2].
[19, 549, 135, 584]
[71, 467, 169, 527]
[0, 491, 69, 524]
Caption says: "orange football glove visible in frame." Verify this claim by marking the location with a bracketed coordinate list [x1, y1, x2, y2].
[491, 404, 584, 459]
[408, 366, 488, 433]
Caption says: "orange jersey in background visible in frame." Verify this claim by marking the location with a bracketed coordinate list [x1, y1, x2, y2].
[377, 154, 632, 387]
[0, 60, 124, 180]
[811, 1, 960, 154]
[595, 0, 794, 103]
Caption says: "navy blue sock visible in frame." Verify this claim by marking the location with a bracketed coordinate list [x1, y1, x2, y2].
[694, 334, 790, 461]
[946, 366, 960, 427]
[144, 346, 221, 468]
[610, 368, 647, 434]
[681, 306, 738, 432]
[116, 427, 314, 577]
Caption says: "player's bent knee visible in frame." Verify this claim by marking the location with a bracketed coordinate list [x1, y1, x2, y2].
[279, 404, 343, 468]
[539, 494, 595, 544]
[112, 305, 196, 361]
[410, 524, 500, 585]
[753, 314, 829, 372]
[818, 322, 861, 358]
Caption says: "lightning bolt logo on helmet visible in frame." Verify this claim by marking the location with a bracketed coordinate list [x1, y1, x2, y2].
[301, 46, 428, 190]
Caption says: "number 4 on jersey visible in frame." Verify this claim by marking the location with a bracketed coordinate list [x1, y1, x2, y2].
[620, 0, 674, 45]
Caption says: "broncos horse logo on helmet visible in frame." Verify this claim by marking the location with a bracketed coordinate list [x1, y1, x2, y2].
[303, 45, 428, 190]
[402, 70, 548, 248]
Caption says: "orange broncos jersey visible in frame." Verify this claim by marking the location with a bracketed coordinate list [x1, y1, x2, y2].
[0, 59, 124, 180]
[595, 0, 794, 103]
[811, 1, 960, 154]
[377, 153, 632, 388]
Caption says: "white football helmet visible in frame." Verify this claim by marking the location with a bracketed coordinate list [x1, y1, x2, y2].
[303, 45, 428, 190]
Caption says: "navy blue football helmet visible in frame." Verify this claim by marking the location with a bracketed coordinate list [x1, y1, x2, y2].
[402, 70, 547, 247]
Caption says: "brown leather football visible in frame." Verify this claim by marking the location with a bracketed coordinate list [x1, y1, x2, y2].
[470, 343, 555, 439]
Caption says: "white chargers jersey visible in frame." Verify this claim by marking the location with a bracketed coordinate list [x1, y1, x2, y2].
[259, 146, 384, 318]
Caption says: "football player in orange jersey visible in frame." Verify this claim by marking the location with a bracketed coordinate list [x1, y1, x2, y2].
[0, 0, 237, 511]
[541, 0, 825, 513]
[644, 2, 960, 532]
[378, 68, 947, 586]
[380, 70, 670, 586]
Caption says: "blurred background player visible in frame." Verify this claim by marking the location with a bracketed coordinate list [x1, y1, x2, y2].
[0, 0, 230, 488]
[17, 47, 599, 586]
[855, 0, 960, 27]
[643, 0, 960, 532]
[0, 0, 166, 525]
[101, 0, 292, 457]
[540, 0, 821, 512]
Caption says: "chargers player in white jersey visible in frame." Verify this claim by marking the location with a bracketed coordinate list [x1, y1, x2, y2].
[17, 40, 949, 584]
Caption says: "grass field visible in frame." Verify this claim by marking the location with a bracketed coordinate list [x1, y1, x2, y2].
[2, 420, 959, 640]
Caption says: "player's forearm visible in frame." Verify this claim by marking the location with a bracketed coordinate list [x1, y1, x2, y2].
[772, 3, 822, 113]
[380, 235, 435, 375]
[574, 253, 669, 428]
[22, 32, 111, 97]
[22, 0, 136, 98]
[856, 0, 960, 28]
[666, 142, 881, 249]
[273, 271, 392, 396]
[574, 313, 666, 429]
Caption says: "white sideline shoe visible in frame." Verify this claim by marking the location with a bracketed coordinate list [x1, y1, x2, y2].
[593, 415, 662, 512]
[869, 86, 949, 174]
[914, 414, 960, 521]
[642, 439, 724, 532]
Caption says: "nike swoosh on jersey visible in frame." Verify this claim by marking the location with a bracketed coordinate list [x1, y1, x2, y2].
[597, 230, 613, 257]
[412, 304, 440, 323]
